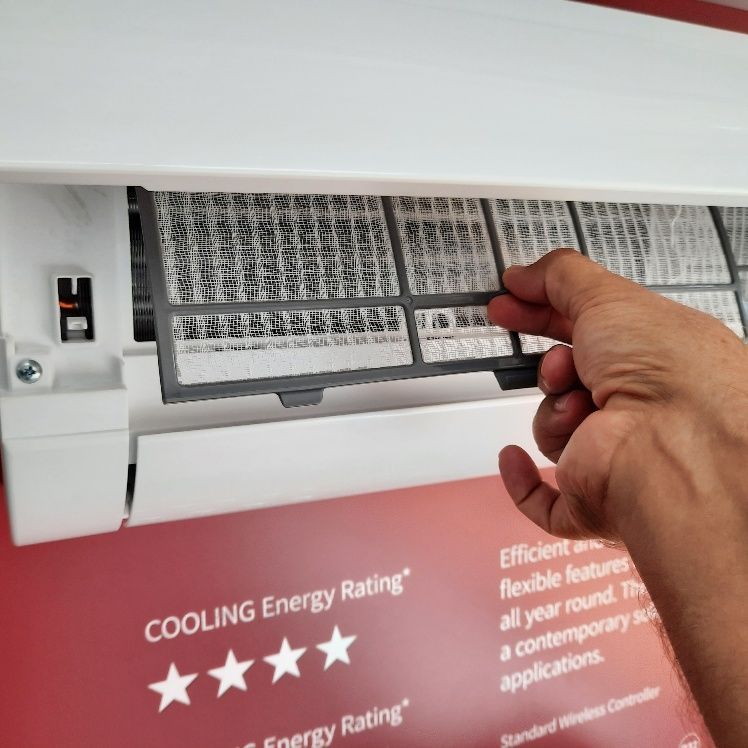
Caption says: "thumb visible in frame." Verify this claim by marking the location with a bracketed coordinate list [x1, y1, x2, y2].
[501, 249, 640, 325]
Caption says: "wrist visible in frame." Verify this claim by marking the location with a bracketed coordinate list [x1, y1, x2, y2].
[614, 408, 748, 544]
[611, 346, 748, 543]
[608, 370, 748, 746]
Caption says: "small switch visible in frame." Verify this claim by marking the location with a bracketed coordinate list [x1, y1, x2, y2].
[66, 316, 89, 333]
[58, 277, 94, 342]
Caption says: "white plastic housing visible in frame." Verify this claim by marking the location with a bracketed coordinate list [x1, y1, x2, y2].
[0, 0, 747, 203]
[0, 1, 747, 544]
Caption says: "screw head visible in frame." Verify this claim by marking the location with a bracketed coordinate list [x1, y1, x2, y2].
[16, 359, 43, 384]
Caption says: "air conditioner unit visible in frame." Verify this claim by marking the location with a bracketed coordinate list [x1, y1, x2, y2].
[1, 0, 746, 544]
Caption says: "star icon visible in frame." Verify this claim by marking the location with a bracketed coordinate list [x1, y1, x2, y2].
[263, 638, 306, 684]
[207, 649, 254, 697]
[316, 625, 357, 670]
[148, 663, 198, 713]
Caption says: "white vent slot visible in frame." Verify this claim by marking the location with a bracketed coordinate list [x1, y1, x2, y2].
[662, 291, 744, 338]
[393, 197, 499, 294]
[173, 307, 412, 385]
[720, 207, 748, 265]
[155, 192, 400, 304]
[741, 271, 748, 305]
[489, 199, 579, 267]
[577, 203, 730, 286]
[415, 306, 513, 363]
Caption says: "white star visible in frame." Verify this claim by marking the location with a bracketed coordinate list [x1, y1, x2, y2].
[207, 649, 254, 697]
[148, 663, 198, 713]
[316, 625, 357, 670]
[263, 638, 306, 684]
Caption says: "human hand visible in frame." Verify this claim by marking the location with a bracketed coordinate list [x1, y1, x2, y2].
[488, 248, 748, 542]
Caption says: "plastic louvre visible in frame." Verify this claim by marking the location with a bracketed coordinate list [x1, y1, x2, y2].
[127, 187, 155, 341]
[576, 202, 730, 286]
[392, 196, 499, 294]
[415, 306, 513, 363]
[720, 207, 748, 266]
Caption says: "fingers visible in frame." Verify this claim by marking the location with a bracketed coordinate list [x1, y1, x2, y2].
[500, 248, 635, 325]
[498, 446, 585, 538]
[538, 345, 579, 395]
[535, 346, 594, 462]
[487, 294, 573, 343]
[533, 389, 596, 463]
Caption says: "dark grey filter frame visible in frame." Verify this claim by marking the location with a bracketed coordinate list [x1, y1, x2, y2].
[137, 189, 748, 407]
[137, 189, 543, 406]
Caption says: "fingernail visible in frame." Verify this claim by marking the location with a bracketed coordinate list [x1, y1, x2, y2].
[539, 354, 550, 381]
[554, 392, 573, 412]
[503, 266, 521, 282]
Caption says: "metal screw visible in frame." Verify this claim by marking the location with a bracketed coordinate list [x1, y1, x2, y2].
[16, 359, 43, 384]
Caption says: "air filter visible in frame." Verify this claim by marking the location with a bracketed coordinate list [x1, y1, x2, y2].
[576, 203, 730, 285]
[490, 199, 578, 267]
[415, 306, 513, 363]
[393, 197, 499, 294]
[138, 191, 541, 405]
[720, 207, 748, 266]
[136, 192, 747, 405]
[661, 291, 744, 338]
[488, 199, 581, 355]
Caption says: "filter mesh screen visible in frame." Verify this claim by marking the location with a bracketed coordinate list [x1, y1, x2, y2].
[393, 197, 499, 294]
[155, 192, 400, 304]
[577, 203, 730, 285]
[173, 306, 412, 385]
[489, 200, 579, 267]
[415, 306, 513, 363]
[720, 207, 748, 265]
[662, 291, 744, 338]
[142, 189, 746, 403]
[519, 334, 560, 355]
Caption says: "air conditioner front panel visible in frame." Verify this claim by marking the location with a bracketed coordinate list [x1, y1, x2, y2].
[1, 1, 747, 205]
